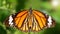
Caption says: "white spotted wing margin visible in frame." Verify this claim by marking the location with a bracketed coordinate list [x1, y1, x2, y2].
[45, 14, 55, 28]
[4, 14, 15, 27]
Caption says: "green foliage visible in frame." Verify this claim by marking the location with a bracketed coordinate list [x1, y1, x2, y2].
[0, 0, 60, 34]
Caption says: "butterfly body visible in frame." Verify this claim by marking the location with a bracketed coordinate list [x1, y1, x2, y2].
[4, 8, 55, 32]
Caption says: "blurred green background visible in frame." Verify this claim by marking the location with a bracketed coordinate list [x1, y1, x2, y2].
[0, 0, 60, 34]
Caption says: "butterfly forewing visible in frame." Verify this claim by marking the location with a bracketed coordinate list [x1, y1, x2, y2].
[33, 10, 47, 29]
[14, 10, 28, 28]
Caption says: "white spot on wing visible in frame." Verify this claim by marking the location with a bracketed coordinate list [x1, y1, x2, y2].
[9, 15, 13, 26]
[48, 16, 52, 27]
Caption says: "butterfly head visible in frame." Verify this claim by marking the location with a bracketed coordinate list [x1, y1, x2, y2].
[29, 8, 32, 14]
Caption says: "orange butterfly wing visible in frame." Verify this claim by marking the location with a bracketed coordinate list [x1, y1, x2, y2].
[32, 10, 47, 31]
[14, 10, 47, 32]
[33, 10, 47, 28]
[14, 10, 28, 28]
[14, 10, 29, 31]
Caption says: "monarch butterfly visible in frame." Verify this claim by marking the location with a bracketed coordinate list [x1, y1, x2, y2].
[4, 8, 55, 32]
